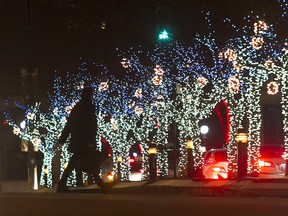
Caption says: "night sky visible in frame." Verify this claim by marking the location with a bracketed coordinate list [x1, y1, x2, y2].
[0, 0, 285, 76]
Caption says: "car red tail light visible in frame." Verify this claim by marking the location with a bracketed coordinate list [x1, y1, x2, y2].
[211, 166, 225, 172]
[212, 167, 221, 172]
[259, 160, 273, 167]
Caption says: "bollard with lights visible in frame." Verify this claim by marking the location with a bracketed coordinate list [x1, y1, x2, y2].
[148, 143, 157, 181]
[236, 127, 248, 179]
[186, 136, 194, 178]
[117, 156, 122, 181]
[43, 165, 48, 187]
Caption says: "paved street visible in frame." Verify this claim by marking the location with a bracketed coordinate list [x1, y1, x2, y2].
[1, 192, 288, 216]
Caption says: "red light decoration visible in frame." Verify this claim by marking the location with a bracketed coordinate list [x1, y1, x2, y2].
[214, 100, 230, 145]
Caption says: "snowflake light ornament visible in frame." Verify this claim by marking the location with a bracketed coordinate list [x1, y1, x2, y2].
[228, 76, 240, 94]
[128, 100, 136, 108]
[134, 89, 142, 98]
[134, 106, 143, 115]
[254, 20, 268, 34]
[154, 65, 164, 76]
[233, 61, 243, 72]
[121, 58, 130, 68]
[197, 77, 208, 88]
[267, 81, 279, 95]
[152, 75, 163, 86]
[111, 118, 118, 131]
[77, 81, 85, 90]
[155, 95, 165, 106]
[250, 37, 264, 50]
[65, 105, 73, 114]
[282, 42, 288, 55]
[264, 60, 275, 68]
[99, 81, 109, 91]
[224, 48, 237, 62]
[26, 112, 35, 120]
[53, 108, 58, 116]
[218, 52, 224, 59]
[13, 127, 20, 135]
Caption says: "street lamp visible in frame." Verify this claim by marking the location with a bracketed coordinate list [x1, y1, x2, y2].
[200, 125, 209, 136]
[148, 143, 157, 181]
[200, 125, 209, 147]
[186, 136, 194, 178]
[236, 127, 248, 179]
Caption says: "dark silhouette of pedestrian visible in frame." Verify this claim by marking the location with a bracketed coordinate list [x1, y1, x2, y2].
[56, 87, 106, 193]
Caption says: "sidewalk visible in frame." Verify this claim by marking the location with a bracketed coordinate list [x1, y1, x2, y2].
[3, 177, 288, 198]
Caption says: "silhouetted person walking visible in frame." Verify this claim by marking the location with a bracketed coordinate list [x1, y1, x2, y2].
[56, 87, 106, 193]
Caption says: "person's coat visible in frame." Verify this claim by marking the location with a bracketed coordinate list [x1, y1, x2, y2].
[59, 97, 97, 153]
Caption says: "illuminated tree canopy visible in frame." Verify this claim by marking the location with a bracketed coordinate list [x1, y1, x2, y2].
[4, 1, 288, 186]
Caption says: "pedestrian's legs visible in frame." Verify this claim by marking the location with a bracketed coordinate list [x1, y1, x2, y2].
[91, 168, 104, 189]
[76, 168, 83, 186]
[58, 154, 78, 188]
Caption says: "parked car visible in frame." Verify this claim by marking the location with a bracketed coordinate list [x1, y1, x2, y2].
[129, 161, 143, 181]
[259, 145, 286, 176]
[202, 145, 286, 179]
[202, 148, 228, 179]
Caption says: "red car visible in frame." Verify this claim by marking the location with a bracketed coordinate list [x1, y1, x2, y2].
[202, 145, 287, 179]
[259, 145, 286, 177]
[202, 149, 228, 179]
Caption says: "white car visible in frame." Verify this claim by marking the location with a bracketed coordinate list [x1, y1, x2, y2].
[202, 149, 228, 179]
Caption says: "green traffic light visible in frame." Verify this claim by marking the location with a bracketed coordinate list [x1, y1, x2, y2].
[158, 30, 170, 41]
